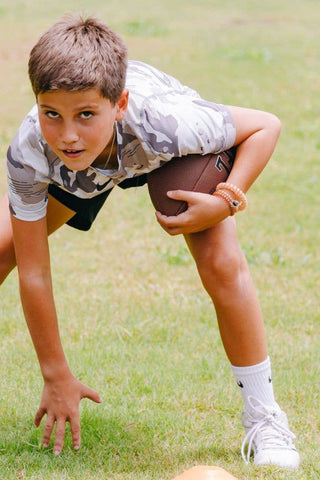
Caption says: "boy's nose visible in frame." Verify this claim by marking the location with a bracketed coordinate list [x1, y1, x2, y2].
[60, 123, 80, 144]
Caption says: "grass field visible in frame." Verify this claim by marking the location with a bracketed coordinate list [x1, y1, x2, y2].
[0, 1, 320, 479]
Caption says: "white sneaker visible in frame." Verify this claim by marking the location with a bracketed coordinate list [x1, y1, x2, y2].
[241, 396, 300, 469]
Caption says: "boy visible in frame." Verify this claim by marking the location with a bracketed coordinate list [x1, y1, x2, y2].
[0, 16, 299, 468]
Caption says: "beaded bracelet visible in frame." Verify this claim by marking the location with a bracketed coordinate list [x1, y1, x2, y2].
[213, 190, 240, 216]
[216, 182, 248, 211]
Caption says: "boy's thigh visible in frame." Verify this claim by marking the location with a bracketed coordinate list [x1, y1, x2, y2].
[47, 194, 77, 234]
[0, 194, 12, 236]
[184, 216, 240, 262]
[0, 194, 14, 252]
[48, 184, 113, 232]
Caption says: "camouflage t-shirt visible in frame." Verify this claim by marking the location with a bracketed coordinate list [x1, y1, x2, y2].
[7, 60, 236, 221]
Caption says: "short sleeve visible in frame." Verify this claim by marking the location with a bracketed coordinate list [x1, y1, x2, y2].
[140, 93, 236, 159]
[7, 109, 50, 221]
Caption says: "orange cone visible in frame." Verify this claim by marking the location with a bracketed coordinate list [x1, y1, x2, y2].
[172, 465, 238, 480]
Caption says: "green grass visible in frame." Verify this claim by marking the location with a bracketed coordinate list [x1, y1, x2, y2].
[1, 0, 320, 479]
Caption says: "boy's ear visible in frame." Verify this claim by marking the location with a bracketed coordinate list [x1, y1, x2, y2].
[115, 89, 129, 121]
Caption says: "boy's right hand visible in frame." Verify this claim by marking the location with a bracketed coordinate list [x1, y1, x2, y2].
[34, 374, 102, 455]
[155, 190, 231, 235]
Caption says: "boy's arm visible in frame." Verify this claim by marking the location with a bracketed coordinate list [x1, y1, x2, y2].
[223, 106, 282, 192]
[156, 107, 281, 235]
[11, 215, 101, 454]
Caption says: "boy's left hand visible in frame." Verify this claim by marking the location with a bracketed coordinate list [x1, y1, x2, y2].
[155, 190, 230, 235]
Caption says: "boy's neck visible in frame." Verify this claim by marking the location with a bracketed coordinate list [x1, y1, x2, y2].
[91, 129, 118, 170]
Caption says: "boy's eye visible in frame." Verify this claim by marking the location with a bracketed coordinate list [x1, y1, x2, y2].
[80, 111, 93, 119]
[46, 111, 60, 119]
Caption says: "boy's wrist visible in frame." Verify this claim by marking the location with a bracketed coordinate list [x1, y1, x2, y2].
[211, 192, 234, 217]
[213, 182, 248, 216]
[213, 190, 238, 216]
[40, 359, 73, 382]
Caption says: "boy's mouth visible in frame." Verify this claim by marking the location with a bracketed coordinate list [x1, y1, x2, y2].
[62, 149, 84, 158]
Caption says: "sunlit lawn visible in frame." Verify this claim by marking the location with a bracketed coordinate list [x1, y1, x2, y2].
[0, 1, 320, 479]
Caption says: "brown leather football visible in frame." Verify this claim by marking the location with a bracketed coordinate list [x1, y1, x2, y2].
[147, 149, 235, 216]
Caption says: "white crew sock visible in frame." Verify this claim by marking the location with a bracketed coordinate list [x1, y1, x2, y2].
[231, 356, 280, 413]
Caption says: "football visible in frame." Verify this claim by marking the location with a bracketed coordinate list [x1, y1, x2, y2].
[147, 149, 236, 216]
[172, 465, 238, 480]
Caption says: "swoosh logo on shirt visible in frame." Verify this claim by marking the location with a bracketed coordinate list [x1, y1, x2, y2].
[96, 179, 113, 191]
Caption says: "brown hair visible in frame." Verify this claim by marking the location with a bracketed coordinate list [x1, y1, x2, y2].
[28, 15, 128, 104]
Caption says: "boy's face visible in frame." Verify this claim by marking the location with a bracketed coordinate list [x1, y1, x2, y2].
[37, 88, 128, 171]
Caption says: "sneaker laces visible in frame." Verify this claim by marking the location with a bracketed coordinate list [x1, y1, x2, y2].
[241, 396, 296, 465]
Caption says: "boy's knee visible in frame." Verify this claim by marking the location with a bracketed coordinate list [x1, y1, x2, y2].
[196, 242, 245, 287]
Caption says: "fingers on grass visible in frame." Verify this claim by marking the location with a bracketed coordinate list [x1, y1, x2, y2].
[53, 419, 66, 455]
[41, 414, 55, 448]
[70, 418, 81, 451]
[34, 407, 46, 427]
[81, 386, 102, 404]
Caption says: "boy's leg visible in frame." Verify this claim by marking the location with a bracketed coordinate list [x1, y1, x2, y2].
[184, 217, 300, 469]
[184, 216, 266, 366]
[46, 194, 77, 234]
[0, 193, 76, 284]
[0, 195, 16, 283]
